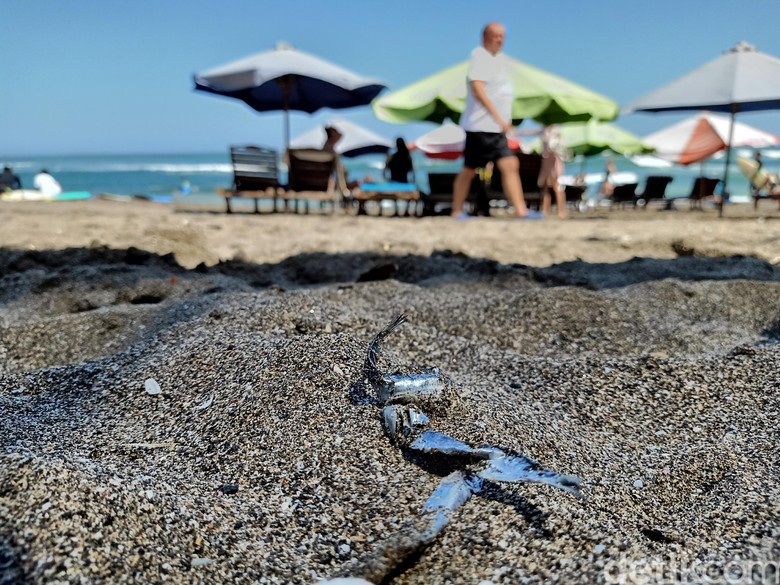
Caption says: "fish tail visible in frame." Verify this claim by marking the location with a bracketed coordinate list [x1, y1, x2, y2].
[364, 314, 407, 382]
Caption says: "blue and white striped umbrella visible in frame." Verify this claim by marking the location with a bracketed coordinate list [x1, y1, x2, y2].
[194, 43, 387, 148]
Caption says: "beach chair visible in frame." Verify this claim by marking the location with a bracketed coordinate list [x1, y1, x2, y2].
[608, 183, 639, 209]
[217, 145, 281, 213]
[687, 177, 720, 210]
[351, 182, 421, 216]
[635, 175, 673, 209]
[564, 184, 587, 210]
[282, 148, 347, 214]
[420, 173, 483, 216]
[487, 152, 543, 212]
[750, 177, 780, 210]
[421, 173, 456, 216]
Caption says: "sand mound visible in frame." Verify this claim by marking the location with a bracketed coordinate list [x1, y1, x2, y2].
[2, 247, 780, 584]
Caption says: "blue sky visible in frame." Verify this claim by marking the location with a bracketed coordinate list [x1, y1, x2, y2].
[3, 0, 780, 156]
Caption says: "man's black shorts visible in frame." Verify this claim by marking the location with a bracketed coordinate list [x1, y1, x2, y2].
[463, 131, 513, 169]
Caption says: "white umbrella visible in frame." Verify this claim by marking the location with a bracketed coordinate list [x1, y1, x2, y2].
[194, 42, 386, 148]
[410, 121, 521, 160]
[289, 117, 391, 157]
[629, 155, 674, 169]
[410, 122, 466, 160]
[624, 41, 780, 214]
[642, 112, 778, 165]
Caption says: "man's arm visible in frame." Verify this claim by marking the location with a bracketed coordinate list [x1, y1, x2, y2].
[470, 80, 512, 134]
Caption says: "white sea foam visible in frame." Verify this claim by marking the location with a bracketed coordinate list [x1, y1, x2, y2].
[1, 160, 232, 174]
[71, 163, 232, 173]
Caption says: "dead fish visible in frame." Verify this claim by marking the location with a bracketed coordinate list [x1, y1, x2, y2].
[363, 315, 455, 420]
[411, 430, 583, 498]
[346, 314, 585, 584]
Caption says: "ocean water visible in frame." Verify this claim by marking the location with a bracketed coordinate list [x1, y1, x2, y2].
[3, 149, 778, 206]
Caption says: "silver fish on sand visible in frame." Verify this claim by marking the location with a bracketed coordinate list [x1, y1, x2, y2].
[345, 314, 584, 582]
[364, 314, 454, 411]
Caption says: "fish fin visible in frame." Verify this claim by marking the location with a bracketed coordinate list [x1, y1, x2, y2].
[477, 452, 584, 499]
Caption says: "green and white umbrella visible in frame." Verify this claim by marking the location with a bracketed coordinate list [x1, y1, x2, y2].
[533, 120, 655, 157]
[373, 56, 618, 126]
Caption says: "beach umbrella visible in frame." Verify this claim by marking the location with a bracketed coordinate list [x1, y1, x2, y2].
[623, 41, 780, 214]
[641, 112, 778, 165]
[410, 122, 466, 160]
[194, 43, 387, 149]
[373, 56, 618, 126]
[630, 154, 674, 169]
[527, 120, 655, 158]
[289, 117, 392, 157]
[410, 121, 520, 160]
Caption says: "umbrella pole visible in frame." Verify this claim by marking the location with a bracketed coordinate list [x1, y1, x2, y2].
[719, 105, 738, 217]
[284, 108, 290, 152]
[281, 76, 292, 151]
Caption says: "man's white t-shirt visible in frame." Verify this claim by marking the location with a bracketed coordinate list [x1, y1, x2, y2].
[460, 46, 514, 133]
[33, 173, 63, 197]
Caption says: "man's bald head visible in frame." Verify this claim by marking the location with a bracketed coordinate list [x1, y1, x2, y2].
[482, 22, 506, 55]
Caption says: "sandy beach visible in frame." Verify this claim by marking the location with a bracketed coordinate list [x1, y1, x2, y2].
[2, 200, 780, 584]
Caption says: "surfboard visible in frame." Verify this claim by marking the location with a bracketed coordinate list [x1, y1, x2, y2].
[737, 157, 771, 189]
[1, 189, 51, 201]
[56, 191, 92, 201]
[1, 190, 92, 201]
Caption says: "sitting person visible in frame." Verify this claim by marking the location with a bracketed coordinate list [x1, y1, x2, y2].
[377, 137, 418, 216]
[321, 125, 342, 154]
[33, 169, 62, 197]
[599, 158, 616, 199]
[0, 166, 22, 191]
[384, 137, 415, 184]
[322, 125, 367, 190]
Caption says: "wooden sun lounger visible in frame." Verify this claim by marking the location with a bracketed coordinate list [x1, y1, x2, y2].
[564, 184, 587, 209]
[351, 182, 421, 216]
[421, 173, 484, 216]
[751, 180, 780, 210]
[636, 175, 673, 208]
[687, 177, 720, 210]
[281, 148, 347, 214]
[487, 152, 544, 212]
[753, 190, 780, 209]
[217, 145, 281, 213]
[608, 183, 639, 209]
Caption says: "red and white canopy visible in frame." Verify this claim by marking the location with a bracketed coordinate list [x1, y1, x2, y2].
[410, 121, 520, 160]
[642, 112, 778, 165]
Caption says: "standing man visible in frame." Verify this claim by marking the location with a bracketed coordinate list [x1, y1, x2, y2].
[452, 22, 538, 220]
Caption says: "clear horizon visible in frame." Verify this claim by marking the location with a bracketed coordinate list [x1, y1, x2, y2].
[4, 0, 780, 158]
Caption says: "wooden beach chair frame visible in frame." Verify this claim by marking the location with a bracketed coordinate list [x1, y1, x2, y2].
[635, 175, 673, 209]
[421, 173, 484, 216]
[217, 145, 281, 214]
[486, 152, 544, 212]
[563, 184, 587, 210]
[281, 148, 347, 214]
[608, 183, 639, 209]
[687, 177, 720, 210]
[351, 182, 421, 217]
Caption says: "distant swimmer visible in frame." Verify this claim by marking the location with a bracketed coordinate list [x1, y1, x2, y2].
[33, 169, 62, 197]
